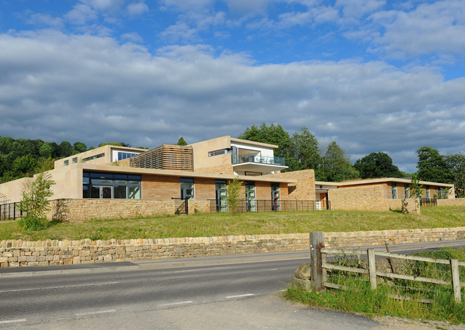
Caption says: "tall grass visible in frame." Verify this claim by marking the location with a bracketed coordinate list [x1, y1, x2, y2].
[285, 248, 465, 324]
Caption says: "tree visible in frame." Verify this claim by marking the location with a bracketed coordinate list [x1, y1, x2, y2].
[354, 152, 402, 179]
[238, 123, 293, 171]
[321, 141, 359, 182]
[59, 141, 73, 158]
[177, 137, 188, 146]
[416, 146, 453, 183]
[227, 177, 242, 215]
[73, 142, 87, 153]
[18, 173, 55, 231]
[12, 155, 38, 175]
[35, 157, 55, 174]
[410, 173, 423, 198]
[39, 142, 55, 159]
[445, 152, 465, 197]
[289, 127, 321, 172]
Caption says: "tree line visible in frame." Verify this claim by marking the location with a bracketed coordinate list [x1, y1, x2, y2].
[238, 124, 464, 197]
[0, 137, 147, 184]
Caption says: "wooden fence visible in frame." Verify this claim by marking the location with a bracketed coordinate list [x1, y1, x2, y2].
[309, 231, 464, 303]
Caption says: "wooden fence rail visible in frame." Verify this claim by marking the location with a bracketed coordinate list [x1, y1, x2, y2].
[309, 231, 464, 303]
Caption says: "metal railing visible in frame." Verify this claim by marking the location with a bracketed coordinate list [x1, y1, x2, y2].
[420, 198, 437, 207]
[232, 154, 285, 166]
[208, 199, 330, 213]
[0, 202, 24, 221]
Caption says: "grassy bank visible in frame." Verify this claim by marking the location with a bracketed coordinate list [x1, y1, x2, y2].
[0, 206, 464, 241]
[284, 248, 465, 325]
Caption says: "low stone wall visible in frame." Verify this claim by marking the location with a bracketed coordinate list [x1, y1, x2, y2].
[47, 199, 212, 222]
[329, 185, 402, 211]
[437, 198, 465, 207]
[1, 227, 464, 268]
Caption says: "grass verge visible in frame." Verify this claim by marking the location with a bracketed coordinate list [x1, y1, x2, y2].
[0, 206, 464, 241]
[284, 248, 465, 324]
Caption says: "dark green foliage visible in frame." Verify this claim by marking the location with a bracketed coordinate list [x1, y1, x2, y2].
[0, 136, 87, 183]
[176, 137, 188, 146]
[444, 152, 465, 197]
[12, 155, 38, 175]
[59, 141, 73, 158]
[410, 173, 423, 198]
[354, 152, 402, 179]
[416, 146, 453, 183]
[73, 142, 87, 153]
[320, 141, 359, 182]
[289, 127, 322, 172]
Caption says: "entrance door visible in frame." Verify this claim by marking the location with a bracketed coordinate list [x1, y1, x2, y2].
[91, 186, 113, 199]
[271, 184, 280, 211]
[215, 181, 228, 212]
[245, 182, 256, 212]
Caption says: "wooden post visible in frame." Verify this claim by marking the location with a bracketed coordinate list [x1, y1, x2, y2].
[368, 249, 377, 290]
[451, 259, 462, 303]
[310, 231, 324, 291]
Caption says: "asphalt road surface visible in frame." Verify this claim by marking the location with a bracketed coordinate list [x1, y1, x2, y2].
[0, 240, 463, 329]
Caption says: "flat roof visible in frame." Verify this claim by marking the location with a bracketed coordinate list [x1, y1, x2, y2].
[317, 178, 454, 188]
[230, 137, 278, 149]
[76, 163, 297, 183]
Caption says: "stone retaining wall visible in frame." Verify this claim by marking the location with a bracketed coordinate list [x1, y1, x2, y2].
[437, 198, 465, 207]
[1, 227, 464, 268]
[47, 199, 212, 222]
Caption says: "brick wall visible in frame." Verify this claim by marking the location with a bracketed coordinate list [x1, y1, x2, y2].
[266, 169, 315, 200]
[1, 227, 464, 268]
[329, 185, 402, 211]
[142, 174, 180, 199]
[437, 198, 465, 206]
[194, 164, 234, 175]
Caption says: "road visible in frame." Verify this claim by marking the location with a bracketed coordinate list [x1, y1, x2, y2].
[0, 240, 463, 329]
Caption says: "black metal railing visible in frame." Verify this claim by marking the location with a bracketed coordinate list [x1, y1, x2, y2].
[419, 198, 437, 207]
[0, 202, 24, 221]
[208, 199, 330, 213]
[172, 197, 189, 215]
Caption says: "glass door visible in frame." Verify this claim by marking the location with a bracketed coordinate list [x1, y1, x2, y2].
[180, 178, 194, 200]
[245, 182, 256, 212]
[271, 183, 280, 211]
[215, 180, 228, 212]
[91, 186, 113, 199]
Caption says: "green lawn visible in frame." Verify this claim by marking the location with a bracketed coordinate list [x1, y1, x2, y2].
[1, 206, 464, 241]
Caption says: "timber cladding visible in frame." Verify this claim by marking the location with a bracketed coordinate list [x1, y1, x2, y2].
[129, 145, 193, 171]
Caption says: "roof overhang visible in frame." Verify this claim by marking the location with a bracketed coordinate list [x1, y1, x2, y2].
[232, 162, 288, 173]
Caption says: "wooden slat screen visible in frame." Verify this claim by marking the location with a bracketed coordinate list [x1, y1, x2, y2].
[129, 145, 193, 171]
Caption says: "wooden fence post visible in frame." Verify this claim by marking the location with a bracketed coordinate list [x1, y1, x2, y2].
[451, 259, 462, 303]
[368, 249, 377, 290]
[310, 231, 324, 291]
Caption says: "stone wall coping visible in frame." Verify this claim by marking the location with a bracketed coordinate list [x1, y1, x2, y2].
[1, 227, 465, 249]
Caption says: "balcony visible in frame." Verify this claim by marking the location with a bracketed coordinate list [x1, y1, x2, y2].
[232, 154, 285, 166]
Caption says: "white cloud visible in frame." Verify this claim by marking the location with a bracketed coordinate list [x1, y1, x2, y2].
[65, 4, 98, 25]
[27, 13, 64, 28]
[127, 2, 149, 16]
[0, 30, 464, 173]
[160, 22, 200, 43]
[367, 0, 465, 58]
[335, 0, 385, 20]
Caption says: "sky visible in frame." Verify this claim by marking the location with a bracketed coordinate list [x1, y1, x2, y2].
[0, 0, 464, 173]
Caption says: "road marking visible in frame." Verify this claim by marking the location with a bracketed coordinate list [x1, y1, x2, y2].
[158, 301, 193, 307]
[0, 282, 119, 293]
[75, 310, 116, 316]
[0, 319, 26, 324]
[226, 294, 255, 299]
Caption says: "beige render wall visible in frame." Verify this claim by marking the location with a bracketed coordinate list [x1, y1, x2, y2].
[1, 227, 464, 268]
[189, 136, 232, 171]
[194, 163, 234, 175]
[437, 198, 465, 206]
[266, 169, 315, 200]
[0, 177, 33, 203]
[329, 184, 402, 211]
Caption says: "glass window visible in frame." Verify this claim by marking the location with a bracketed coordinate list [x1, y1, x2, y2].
[82, 153, 105, 162]
[72, 157, 78, 164]
[128, 175, 141, 180]
[90, 172, 113, 179]
[114, 174, 128, 180]
[114, 185, 127, 199]
[405, 186, 409, 198]
[118, 152, 139, 161]
[128, 186, 141, 199]
[64, 160, 69, 166]
[83, 177, 90, 185]
[181, 178, 194, 199]
[426, 186, 430, 199]
[392, 183, 397, 199]
[245, 182, 256, 212]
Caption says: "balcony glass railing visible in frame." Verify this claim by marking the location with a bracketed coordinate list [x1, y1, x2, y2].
[232, 154, 285, 166]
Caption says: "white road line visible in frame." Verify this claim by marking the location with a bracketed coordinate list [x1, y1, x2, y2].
[75, 310, 116, 316]
[226, 294, 255, 299]
[158, 301, 193, 307]
[0, 319, 26, 324]
[0, 282, 119, 293]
